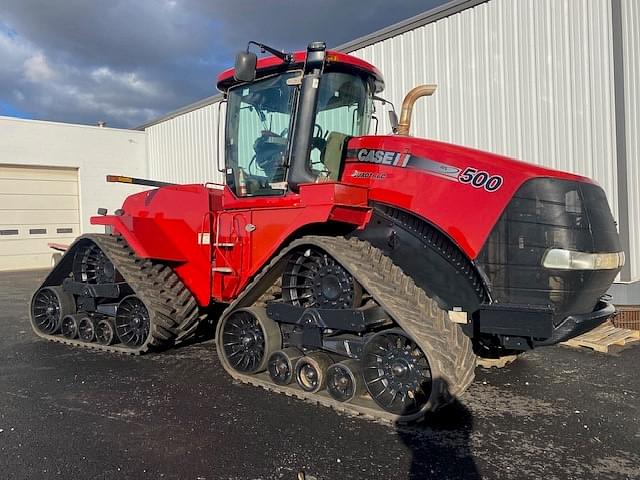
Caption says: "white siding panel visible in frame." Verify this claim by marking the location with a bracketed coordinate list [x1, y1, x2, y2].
[146, 103, 224, 185]
[622, 0, 640, 280]
[350, 0, 618, 221]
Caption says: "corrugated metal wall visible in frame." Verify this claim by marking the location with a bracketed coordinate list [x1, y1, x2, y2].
[350, 0, 619, 221]
[622, 0, 640, 280]
[146, 103, 225, 184]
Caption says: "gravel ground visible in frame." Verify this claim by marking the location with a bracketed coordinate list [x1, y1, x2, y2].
[1, 269, 639, 480]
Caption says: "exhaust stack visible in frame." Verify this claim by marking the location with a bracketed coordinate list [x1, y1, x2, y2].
[396, 84, 437, 136]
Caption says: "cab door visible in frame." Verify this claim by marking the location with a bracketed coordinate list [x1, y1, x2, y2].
[213, 72, 297, 301]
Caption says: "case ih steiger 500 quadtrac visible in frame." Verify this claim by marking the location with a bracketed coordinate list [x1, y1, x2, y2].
[31, 42, 624, 423]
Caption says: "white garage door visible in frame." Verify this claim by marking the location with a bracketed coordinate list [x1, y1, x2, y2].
[0, 165, 80, 271]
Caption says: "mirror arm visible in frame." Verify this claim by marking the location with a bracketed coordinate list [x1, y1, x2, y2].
[373, 95, 399, 134]
[247, 41, 293, 63]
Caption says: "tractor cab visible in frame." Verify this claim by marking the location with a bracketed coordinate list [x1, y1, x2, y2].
[217, 42, 384, 197]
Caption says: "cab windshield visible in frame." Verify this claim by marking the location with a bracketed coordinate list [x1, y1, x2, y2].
[225, 70, 373, 196]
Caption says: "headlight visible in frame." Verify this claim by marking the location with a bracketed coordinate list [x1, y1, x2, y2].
[542, 249, 625, 270]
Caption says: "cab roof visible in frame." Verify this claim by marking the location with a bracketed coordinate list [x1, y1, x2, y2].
[216, 50, 384, 93]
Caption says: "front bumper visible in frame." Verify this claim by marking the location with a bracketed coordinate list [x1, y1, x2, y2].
[534, 300, 615, 346]
[476, 300, 616, 349]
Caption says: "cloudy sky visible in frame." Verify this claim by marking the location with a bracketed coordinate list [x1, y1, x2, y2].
[0, 0, 447, 129]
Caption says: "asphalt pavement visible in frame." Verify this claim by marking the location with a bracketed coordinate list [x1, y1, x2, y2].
[1, 269, 639, 480]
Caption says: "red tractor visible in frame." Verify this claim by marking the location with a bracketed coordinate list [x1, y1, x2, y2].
[31, 42, 624, 423]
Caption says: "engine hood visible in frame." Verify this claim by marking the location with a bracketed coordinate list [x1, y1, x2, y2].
[342, 135, 605, 259]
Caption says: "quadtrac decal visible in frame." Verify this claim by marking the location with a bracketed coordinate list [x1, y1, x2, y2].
[347, 148, 503, 192]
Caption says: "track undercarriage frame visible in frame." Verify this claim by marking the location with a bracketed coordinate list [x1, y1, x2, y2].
[30, 232, 476, 424]
[30, 234, 201, 355]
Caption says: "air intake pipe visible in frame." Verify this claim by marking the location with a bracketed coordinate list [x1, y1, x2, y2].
[396, 84, 437, 136]
[288, 42, 326, 193]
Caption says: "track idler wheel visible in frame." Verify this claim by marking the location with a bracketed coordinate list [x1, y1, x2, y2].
[77, 315, 97, 342]
[326, 359, 365, 403]
[268, 347, 303, 385]
[295, 351, 333, 393]
[220, 307, 282, 374]
[31, 286, 75, 335]
[95, 317, 117, 346]
[115, 295, 150, 347]
[60, 314, 81, 339]
[362, 329, 432, 416]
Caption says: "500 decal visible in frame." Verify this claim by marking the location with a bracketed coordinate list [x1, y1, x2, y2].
[458, 167, 503, 192]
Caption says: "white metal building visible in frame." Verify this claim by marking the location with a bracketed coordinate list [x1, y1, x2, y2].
[0, 117, 147, 270]
[1, 0, 639, 304]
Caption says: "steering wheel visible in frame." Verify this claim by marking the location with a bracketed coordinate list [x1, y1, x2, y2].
[310, 123, 326, 154]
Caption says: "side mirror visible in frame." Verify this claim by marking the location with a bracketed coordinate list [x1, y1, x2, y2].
[234, 51, 257, 82]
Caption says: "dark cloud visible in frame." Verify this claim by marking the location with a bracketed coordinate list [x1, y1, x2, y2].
[0, 0, 445, 128]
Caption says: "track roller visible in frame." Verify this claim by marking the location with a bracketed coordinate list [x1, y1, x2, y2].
[60, 314, 81, 339]
[362, 329, 432, 416]
[326, 359, 365, 403]
[77, 315, 97, 342]
[115, 295, 150, 347]
[295, 351, 333, 393]
[31, 286, 75, 335]
[219, 307, 282, 374]
[95, 317, 117, 346]
[268, 347, 304, 385]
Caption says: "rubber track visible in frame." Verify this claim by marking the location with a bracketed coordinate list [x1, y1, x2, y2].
[30, 234, 201, 355]
[216, 236, 476, 424]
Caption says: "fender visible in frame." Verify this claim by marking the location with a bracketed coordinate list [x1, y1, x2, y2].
[91, 184, 214, 306]
[354, 203, 488, 314]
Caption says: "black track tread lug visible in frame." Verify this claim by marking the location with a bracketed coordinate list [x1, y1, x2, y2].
[29, 234, 203, 355]
[215, 235, 476, 424]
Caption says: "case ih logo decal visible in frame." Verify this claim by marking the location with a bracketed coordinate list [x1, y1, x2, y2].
[356, 149, 410, 167]
[349, 148, 503, 192]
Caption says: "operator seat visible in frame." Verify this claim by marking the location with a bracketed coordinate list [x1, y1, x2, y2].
[320, 132, 350, 181]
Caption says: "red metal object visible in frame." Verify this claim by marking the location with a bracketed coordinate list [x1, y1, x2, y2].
[93, 184, 213, 306]
[341, 135, 591, 258]
[92, 49, 603, 311]
[47, 243, 69, 252]
[92, 181, 370, 306]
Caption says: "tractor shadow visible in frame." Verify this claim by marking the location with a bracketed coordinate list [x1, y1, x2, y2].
[397, 391, 480, 479]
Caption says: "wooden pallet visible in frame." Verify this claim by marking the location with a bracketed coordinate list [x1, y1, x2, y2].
[561, 321, 640, 353]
